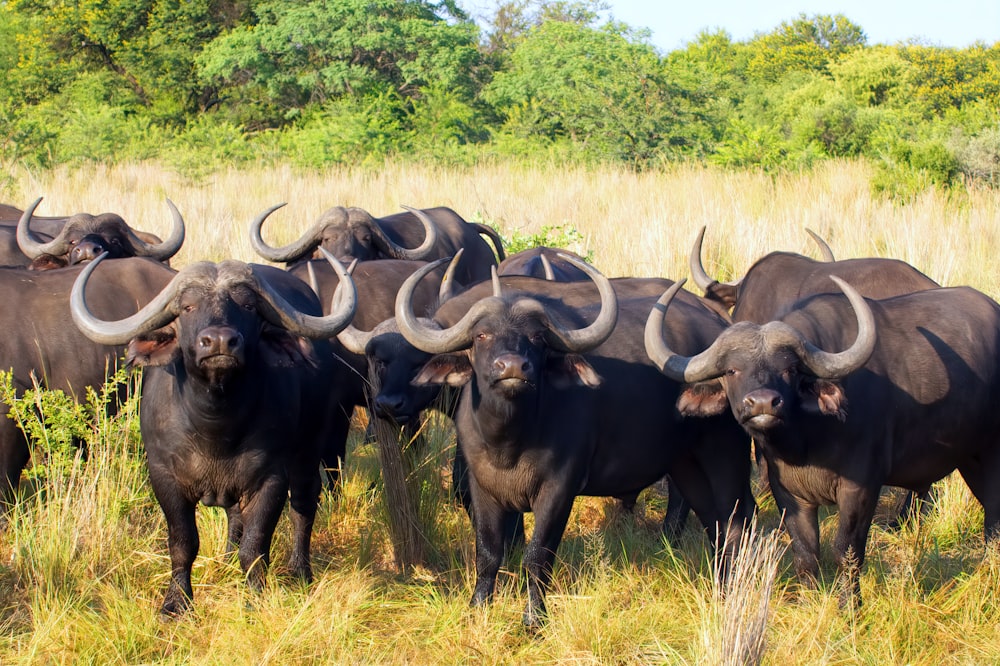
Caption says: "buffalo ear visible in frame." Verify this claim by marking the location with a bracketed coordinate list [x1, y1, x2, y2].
[126, 328, 179, 367]
[547, 353, 602, 389]
[261, 328, 319, 368]
[29, 254, 68, 271]
[413, 353, 473, 387]
[677, 380, 729, 417]
[799, 378, 848, 421]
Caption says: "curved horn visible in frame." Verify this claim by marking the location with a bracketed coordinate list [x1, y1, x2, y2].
[540, 253, 556, 281]
[645, 276, 877, 384]
[17, 197, 71, 258]
[373, 205, 438, 261]
[689, 226, 739, 292]
[337, 322, 374, 356]
[251, 248, 357, 339]
[396, 257, 504, 354]
[127, 199, 186, 260]
[71, 253, 184, 345]
[250, 203, 328, 263]
[438, 248, 465, 303]
[534, 254, 617, 352]
[805, 228, 835, 262]
[645, 279, 729, 383]
[764, 275, 876, 379]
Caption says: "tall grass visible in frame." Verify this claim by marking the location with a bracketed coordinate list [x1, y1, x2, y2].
[0, 160, 998, 663]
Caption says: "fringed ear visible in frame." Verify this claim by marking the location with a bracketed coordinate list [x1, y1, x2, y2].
[546, 353, 602, 389]
[800, 379, 848, 421]
[413, 353, 473, 387]
[676, 380, 730, 417]
[29, 254, 68, 271]
[126, 327, 180, 367]
[703, 282, 738, 309]
[260, 328, 320, 368]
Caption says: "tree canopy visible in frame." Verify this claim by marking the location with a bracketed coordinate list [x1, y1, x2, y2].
[1, 1, 998, 193]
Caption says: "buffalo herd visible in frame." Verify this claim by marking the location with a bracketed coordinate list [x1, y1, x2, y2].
[2, 197, 998, 626]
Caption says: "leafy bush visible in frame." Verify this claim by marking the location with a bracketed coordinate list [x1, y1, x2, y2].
[0, 367, 135, 484]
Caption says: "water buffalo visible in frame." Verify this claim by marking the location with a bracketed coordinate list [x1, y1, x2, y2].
[15, 198, 184, 270]
[71, 250, 357, 616]
[0, 257, 178, 510]
[397, 257, 752, 629]
[251, 203, 504, 283]
[690, 226, 939, 320]
[646, 278, 1000, 605]
[497, 247, 590, 282]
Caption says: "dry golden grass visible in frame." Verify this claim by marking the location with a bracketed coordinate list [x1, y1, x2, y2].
[7, 159, 999, 295]
[1, 159, 999, 664]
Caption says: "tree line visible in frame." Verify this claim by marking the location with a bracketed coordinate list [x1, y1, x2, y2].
[2, 0, 998, 196]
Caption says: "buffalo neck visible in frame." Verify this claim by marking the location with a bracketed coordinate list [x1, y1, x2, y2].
[466, 376, 545, 457]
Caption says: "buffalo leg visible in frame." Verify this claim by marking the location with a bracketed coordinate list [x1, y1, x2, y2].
[237, 476, 287, 592]
[661, 477, 692, 542]
[833, 483, 878, 608]
[959, 462, 1000, 542]
[522, 487, 574, 630]
[224, 505, 244, 556]
[469, 486, 513, 608]
[0, 428, 30, 514]
[156, 494, 199, 617]
[770, 480, 820, 585]
[287, 451, 322, 583]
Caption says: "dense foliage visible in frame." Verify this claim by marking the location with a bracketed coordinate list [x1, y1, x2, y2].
[2, 0, 998, 193]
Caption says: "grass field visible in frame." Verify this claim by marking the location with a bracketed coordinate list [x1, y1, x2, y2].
[1, 160, 999, 664]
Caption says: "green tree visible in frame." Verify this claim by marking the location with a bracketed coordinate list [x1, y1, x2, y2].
[198, 0, 485, 129]
[484, 19, 700, 165]
[746, 13, 867, 82]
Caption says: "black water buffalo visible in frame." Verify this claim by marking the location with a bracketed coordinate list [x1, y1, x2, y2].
[646, 278, 1000, 605]
[15, 198, 184, 270]
[692, 227, 943, 521]
[497, 247, 590, 282]
[71, 251, 357, 616]
[0, 257, 178, 509]
[251, 203, 504, 283]
[293, 257, 454, 437]
[396, 257, 752, 628]
[690, 226, 939, 320]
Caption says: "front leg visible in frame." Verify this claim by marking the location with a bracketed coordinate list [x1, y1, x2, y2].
[237, 475, 288, 592]
[770, 480, 821, 585]
[833, 482, 878, 608]
[287, 449, 323, 583]
[522, 486, 575, 630]
[468, 478, 514, 607]
[224, 504, 244, 557]
[153, 489, 199, 617]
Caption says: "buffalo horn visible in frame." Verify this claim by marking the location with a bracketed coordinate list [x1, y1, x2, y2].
[127, 199, 186, 260]
[71, 252, 185, 345]
[380, 206, 438, 260]
[17, 198, 68, 258]
[645, 276, 876, 384]
[688, 226, 740, 292]
[250, 202, 331, 263]
[251, 247, 357, 339]
[805, 228, 835, 262]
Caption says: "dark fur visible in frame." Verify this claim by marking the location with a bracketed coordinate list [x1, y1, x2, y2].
[411, 277, 753, 628]
[678, 287, 1000, 604]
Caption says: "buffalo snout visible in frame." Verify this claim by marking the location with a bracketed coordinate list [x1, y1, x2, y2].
[70, 237, 111, 264]
[492, 353, 533, 381]
[196, 326, 245, 365]
[374, 392, 411, 422]
[741, 388, 784, 426]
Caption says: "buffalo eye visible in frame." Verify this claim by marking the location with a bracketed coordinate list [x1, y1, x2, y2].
[781, 366, 797, 381]
[183, 304, 196, 313]
[475, 332, 491, 343]
[725, 368, 738, 377]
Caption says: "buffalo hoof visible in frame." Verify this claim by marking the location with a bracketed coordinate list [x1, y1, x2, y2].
[159, 592, 193, 619]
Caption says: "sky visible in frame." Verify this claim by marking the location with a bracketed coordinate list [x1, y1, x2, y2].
[600, 0, 1000, 52]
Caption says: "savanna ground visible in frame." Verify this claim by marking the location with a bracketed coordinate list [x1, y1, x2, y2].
[1, 160, 999, 664]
